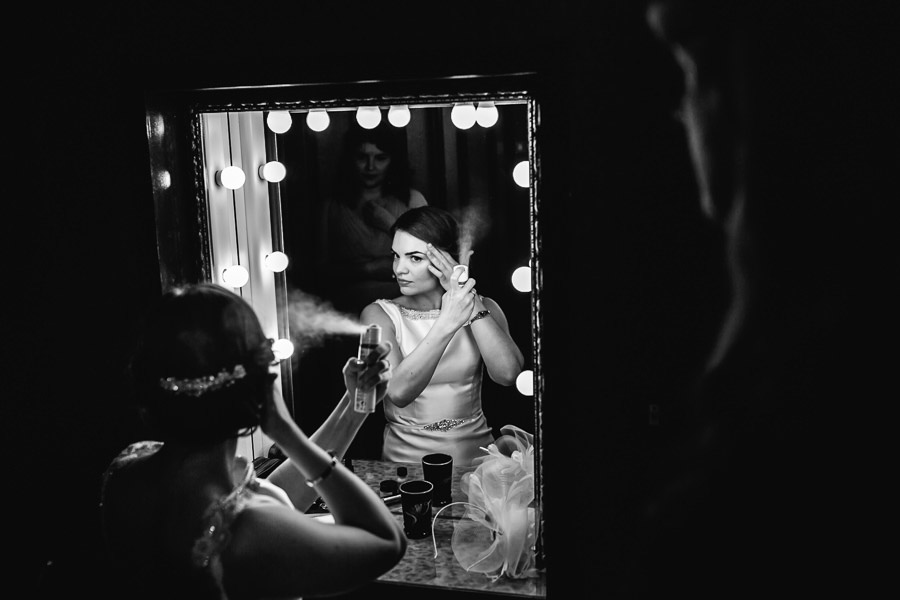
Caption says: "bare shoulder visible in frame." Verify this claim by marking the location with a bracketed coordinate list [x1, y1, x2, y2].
[101, 449, 168, 558]
[408, 189, 427, 207]
[360, 301, 389, 323]
[102, 443, 161, 506]
[360, 301, 401, 349]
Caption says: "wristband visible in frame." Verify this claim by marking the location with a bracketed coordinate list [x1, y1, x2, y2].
[305, 450, 338, 488]
[465, 310, 491, 327]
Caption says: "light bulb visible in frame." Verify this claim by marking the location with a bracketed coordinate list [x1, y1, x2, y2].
[388, 105, 411, 127]
[515, 369, 534, 397]
[216, 166, 246, 190]
[272, 338, 294, 360]
[150, 114, 165, 137]
[513, 160, 530, 188]
[511, 265, 532, 292]
[266, 111, 292, 134]
[306, 109, 330, 132]
[264, 251, 289, 272]
[222, 265, 250, 288]
[475, 102, 499, 128]
[259, 161, 286, 183]
[450, 103, 477, 130]
[356, 106, 382, 129]
[155, 169, 171, 190]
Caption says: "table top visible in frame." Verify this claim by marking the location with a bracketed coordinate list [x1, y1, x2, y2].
[343, 458, 546, 598]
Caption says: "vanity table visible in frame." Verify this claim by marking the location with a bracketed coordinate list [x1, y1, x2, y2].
[321, 458, 546, 598]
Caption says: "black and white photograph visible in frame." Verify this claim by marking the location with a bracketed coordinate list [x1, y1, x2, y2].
[15, 1, 897, 598]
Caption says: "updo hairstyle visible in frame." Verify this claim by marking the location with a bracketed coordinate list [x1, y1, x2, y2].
[129, 283, 276, 443]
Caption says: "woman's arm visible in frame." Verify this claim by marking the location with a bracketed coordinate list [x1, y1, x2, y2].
[360, 272, 477, 408]
[360, 302, 453, 408]
[266, 391, 369, 509]
[423, 244, 524, 385]
[266, 342, 392, 509]
[225, 385, 407, 598]
[467, 296, 525, 386]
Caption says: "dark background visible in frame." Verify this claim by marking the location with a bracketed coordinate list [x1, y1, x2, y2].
[14, 1, 730, 597]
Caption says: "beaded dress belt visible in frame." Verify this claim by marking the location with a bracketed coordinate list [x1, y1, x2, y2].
[422, 418, 470, 432]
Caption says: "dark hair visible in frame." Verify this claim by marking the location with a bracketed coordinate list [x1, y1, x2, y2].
[129, 283, 275, 443]
[334, 122, 413, 204]
[390, 206, 460, 261]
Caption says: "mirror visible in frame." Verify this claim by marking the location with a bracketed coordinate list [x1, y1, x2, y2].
[149, 77, 543, 566]
[191, 89, 540, 446]
[147, 74, 543, 562]
[272, 101, 536, 458]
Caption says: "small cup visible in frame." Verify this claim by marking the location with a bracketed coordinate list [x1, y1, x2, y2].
[422, 452, 453, 506]
[399, 479, 434, 539]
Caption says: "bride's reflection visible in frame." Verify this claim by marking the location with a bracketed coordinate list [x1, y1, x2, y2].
[360, 205, 526, 468]
[275, 104, 535, 460]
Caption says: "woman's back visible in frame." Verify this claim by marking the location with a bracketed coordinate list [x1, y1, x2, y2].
[102, 443, 225, 599]
[102, 442, 298, 600]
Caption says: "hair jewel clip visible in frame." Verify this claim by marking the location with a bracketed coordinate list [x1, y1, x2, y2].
[159, 365, 247, 397]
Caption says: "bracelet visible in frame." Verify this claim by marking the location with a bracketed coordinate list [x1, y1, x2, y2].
[465, 310, 491, 327]
[305, 450, 338, 488]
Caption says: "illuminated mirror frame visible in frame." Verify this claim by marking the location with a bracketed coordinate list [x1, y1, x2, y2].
[145, 74, 544, 566]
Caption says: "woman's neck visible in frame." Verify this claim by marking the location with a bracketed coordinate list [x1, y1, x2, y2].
[400, 288, 444, 311]
[158, 438, 238, 487]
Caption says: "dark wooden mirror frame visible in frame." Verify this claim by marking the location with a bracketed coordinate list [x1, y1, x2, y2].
[144, 72, 545, 569]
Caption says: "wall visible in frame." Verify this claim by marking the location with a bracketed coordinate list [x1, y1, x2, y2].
[17, 1, 727, 597]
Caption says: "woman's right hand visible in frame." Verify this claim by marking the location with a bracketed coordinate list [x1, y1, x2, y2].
[438, 269, 478, 330]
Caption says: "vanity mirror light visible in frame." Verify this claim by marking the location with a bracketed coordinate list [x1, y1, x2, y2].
[145, 76, 543, 567]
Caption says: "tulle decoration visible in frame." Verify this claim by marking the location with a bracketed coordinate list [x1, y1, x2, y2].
[433, 424, 541, 581]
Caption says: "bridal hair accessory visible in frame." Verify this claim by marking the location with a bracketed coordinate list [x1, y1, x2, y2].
[432, 424, 541, 581]
[159, 365, 247, 397]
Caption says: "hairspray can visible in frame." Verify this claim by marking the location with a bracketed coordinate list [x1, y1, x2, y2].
[453, 264, 469, 284]
[354, 324, 382, 413]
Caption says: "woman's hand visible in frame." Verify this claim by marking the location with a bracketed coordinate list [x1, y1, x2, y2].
[441, 269, 479, 331]
[342, 340, 393, 404]
[426, 243, 480, 329]
[426, 244, 475, 292]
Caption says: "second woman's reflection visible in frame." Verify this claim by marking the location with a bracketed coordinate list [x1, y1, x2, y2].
[314, 123, 428, 316]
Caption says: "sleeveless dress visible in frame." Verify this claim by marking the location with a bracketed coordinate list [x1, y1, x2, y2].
[102, 441, 297, 600]
[375, 299, 494, 467]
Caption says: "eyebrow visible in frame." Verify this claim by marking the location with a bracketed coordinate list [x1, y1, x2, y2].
[392, 249, 427, 258]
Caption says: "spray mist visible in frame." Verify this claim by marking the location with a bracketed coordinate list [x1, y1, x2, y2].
[354, 324, 382, 413]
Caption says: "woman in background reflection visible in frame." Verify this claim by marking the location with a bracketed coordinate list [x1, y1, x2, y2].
[316, 122, 428, 315]
[360, 206, 525, 467]
[101, 283, 405, 600]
